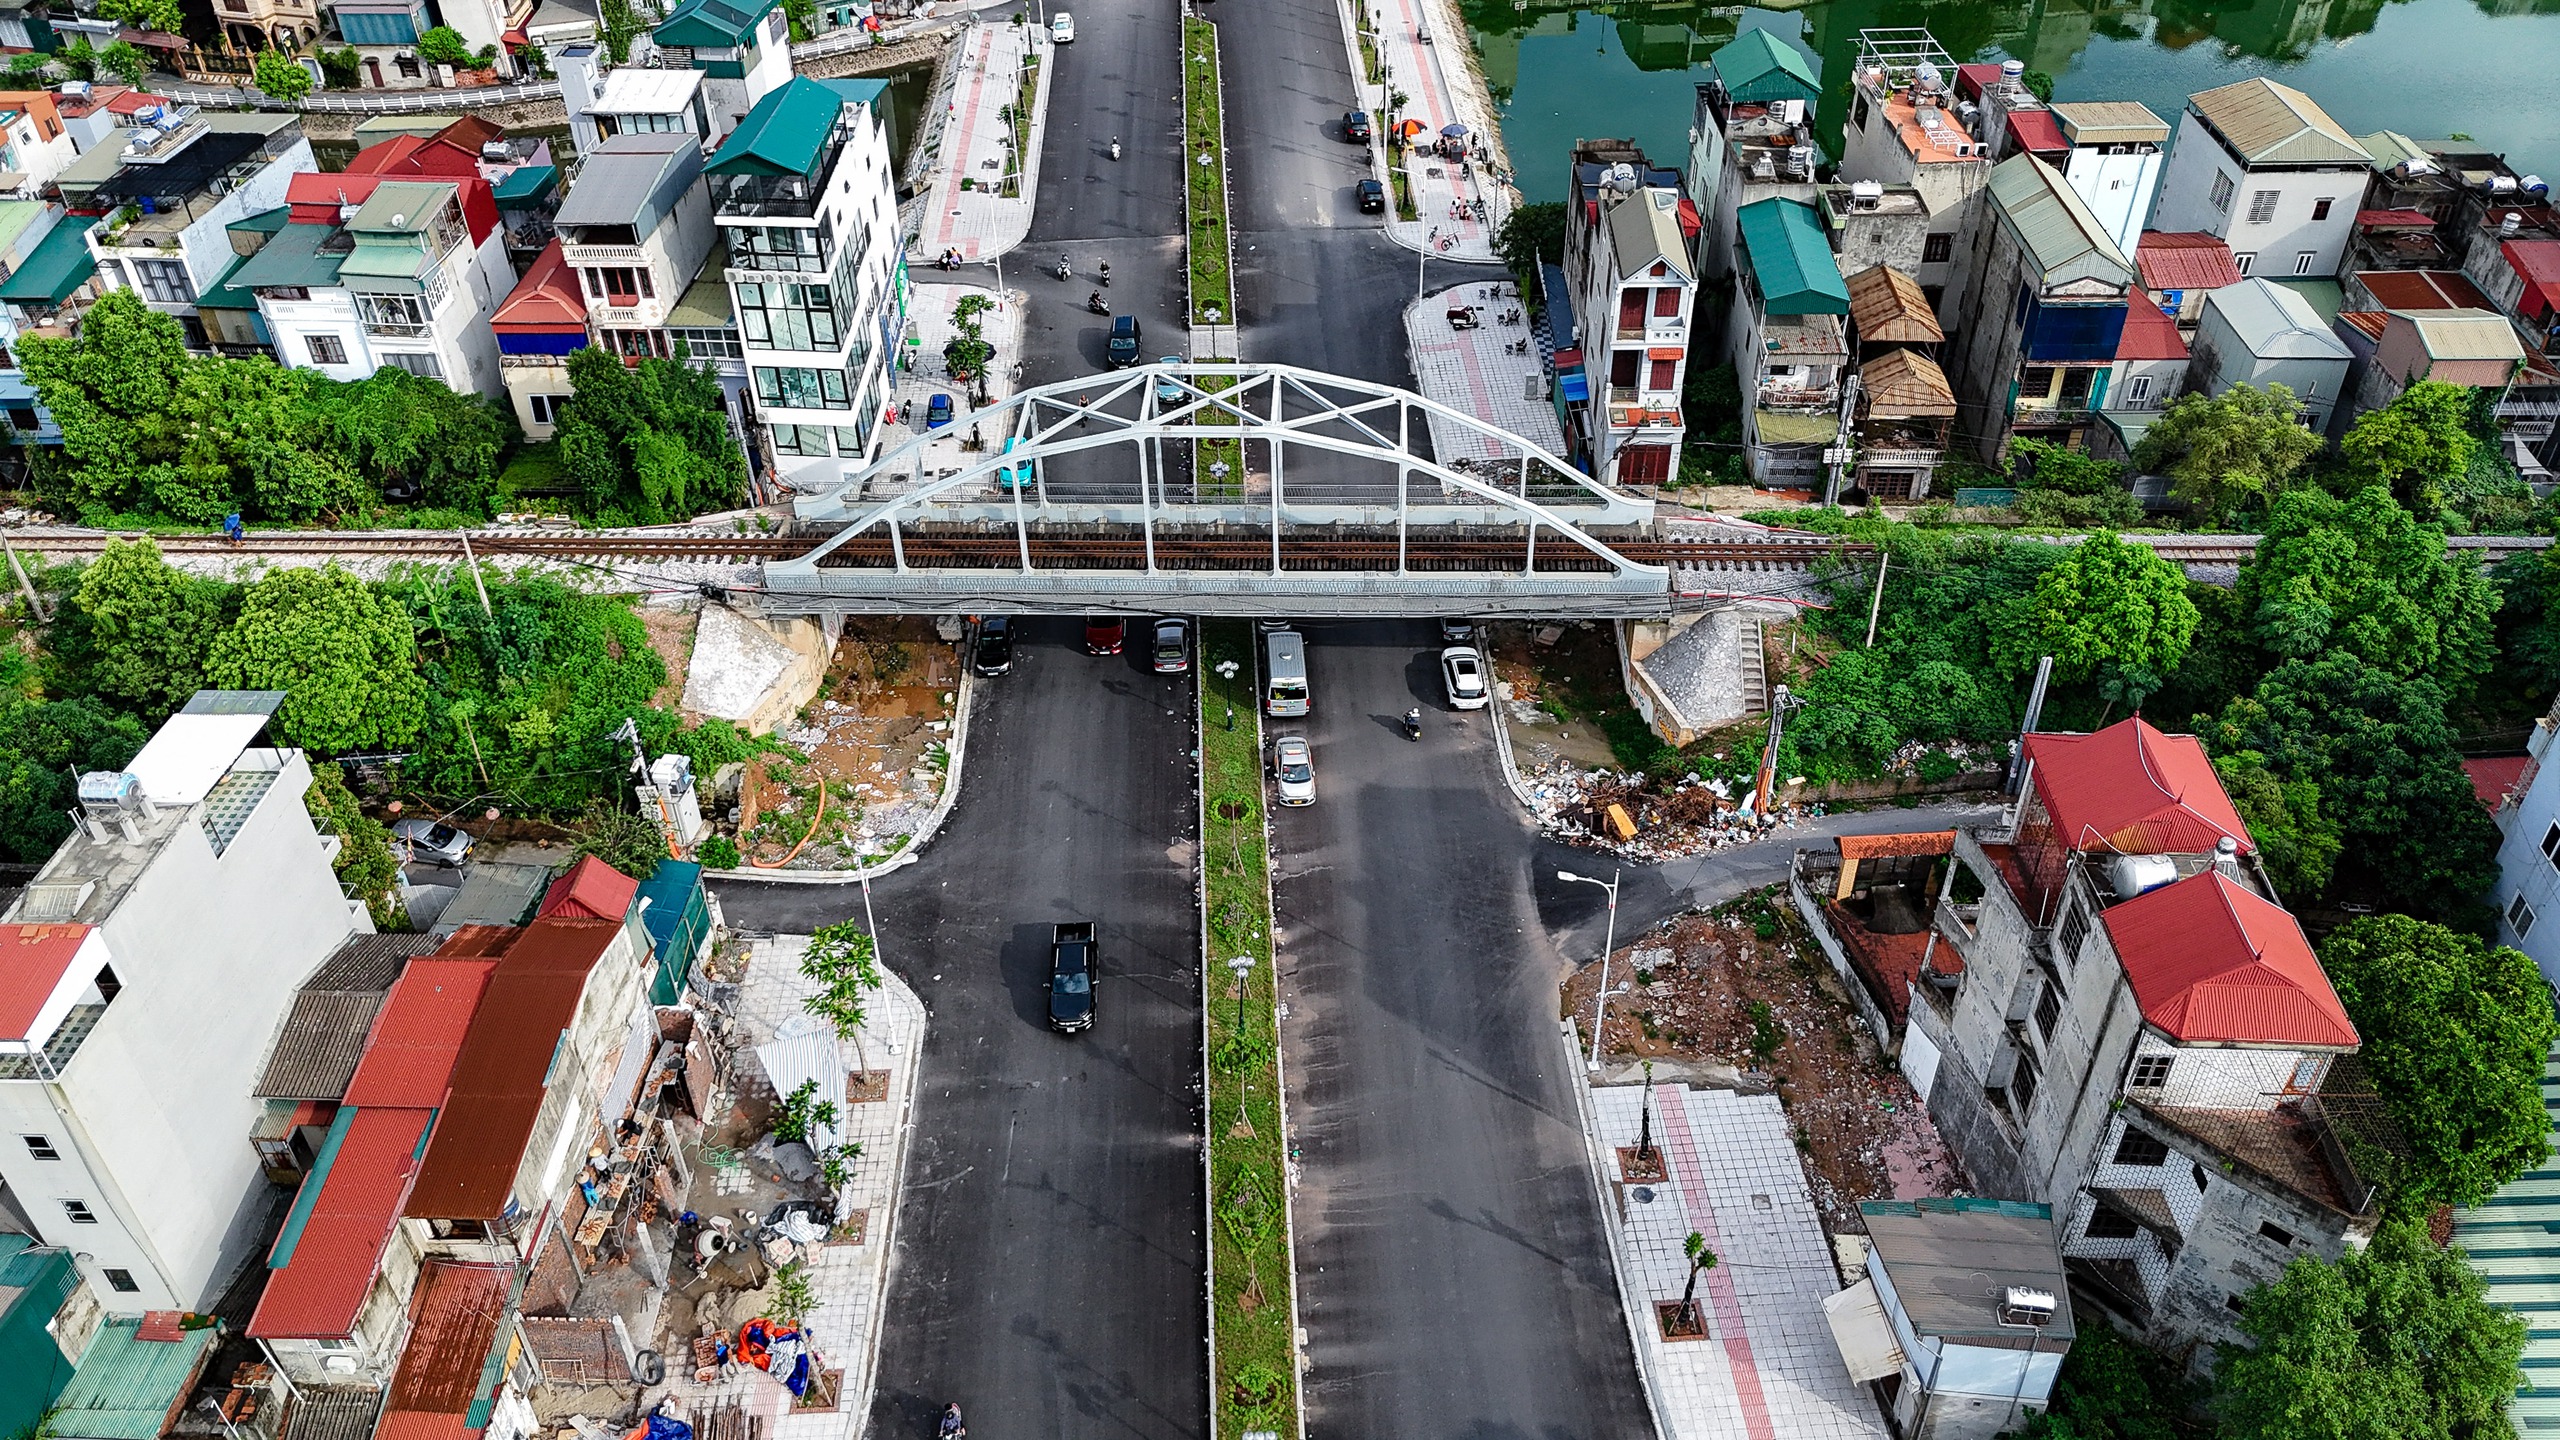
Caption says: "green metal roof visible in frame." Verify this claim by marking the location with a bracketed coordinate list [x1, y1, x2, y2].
[706, 76, 883, 179]
[52, 1318, 220, 1440]
[492, 163, 559, 210]
[0, 214, 95, 304]
[230, 222, 351, 291]
[196, 251, 260, 311]
[1710, 28, 1819, 106]
[228, 205, 291, 239]
[1736, 197, 1848, 316]
[1987, 153, 2134, 289]
[2456, 1038, 2560, 1435]
[653, 0, 776, 47]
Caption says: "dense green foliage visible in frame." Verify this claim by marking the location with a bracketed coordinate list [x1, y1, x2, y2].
[209, 565, 426, 754]
[571, 798, 667, 880]
[0, 697, 146, 862]
[2012, 439, 2142, 528]
[253, 49, 313, 103]
[2217, 1217, 2524, 1440]
[57, 539, 236, 723]
[19, 293, 514, 525]
[304, 761, 406, 930]
[2235, 487, 2496, 701]
[2212, 752, 2340, 902]
[2204, 655, 2500, 919]
[1493, 200, 1565, 303]
[2319, 915, 2557, 1209]
[2340, 380, 2482, 513]
[1989, 530, 2196, 708]
[2012, 1323, 2193, 1440]
[2130, 381, 2322, 522]
[554, 348, 748, 524]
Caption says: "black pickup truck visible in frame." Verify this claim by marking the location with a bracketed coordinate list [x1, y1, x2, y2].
[1049, 922, 1098, 1033]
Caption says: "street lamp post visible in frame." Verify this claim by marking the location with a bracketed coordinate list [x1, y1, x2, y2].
[1559, 868, 1622, 1072]
[1227, 953, 1255, 1035]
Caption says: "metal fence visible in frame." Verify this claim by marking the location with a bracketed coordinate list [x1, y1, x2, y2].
[154, 77, 564, 112]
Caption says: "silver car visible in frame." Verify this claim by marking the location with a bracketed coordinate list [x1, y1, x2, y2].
[1268, 735, 1315, 806]
[391, 817, 473, 867]
[1440, 646, 1489, 710]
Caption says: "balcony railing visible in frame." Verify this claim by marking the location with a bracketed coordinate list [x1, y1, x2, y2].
[564, 244, 647, 266]
[1759, 383, 1838, 409]
[363, 322, 432, 339]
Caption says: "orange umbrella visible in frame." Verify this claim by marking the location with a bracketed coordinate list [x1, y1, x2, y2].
[1396, 118, 1428, 138]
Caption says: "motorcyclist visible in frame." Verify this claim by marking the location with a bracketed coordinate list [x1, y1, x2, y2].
[939, 1404, 965, 1439]
[1109, 136, 1121, 159]
[1098, 261, 1111, 285]
[1088, 290, 1107, 313]
[1056, 254, 1072, 279]
[1403, 706, 1422, 737]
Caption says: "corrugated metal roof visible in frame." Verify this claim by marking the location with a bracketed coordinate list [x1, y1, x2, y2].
[307, 935, 434, 991]
[2024, 717, 2251, 857]
[492, 238, 586, 332]
[434, 863, 554, 934]
[1737, 197, 1847, 316]
[248, 1107, 432, 1339]
[2357, 269, 2491, 310]
[1858, 348, 1955, 416]
[2101, 871, 2357, 1048]
[2454, 1040, 2560, 1432]
[51, 1317, 219, 1440]
[539, 855, 639, 922]
[255, 935, 437, 1100]
[0, 924, 91, 1043]
[1988, 153, 2133, 287]
[0, 214, 95, 304]
[2202, 278, 2353, 360]
[384, 1262, 511, 1417]
[594, 65, 703, 114]
[1836, 831, 1954, 860]
[555, 132, 701, 232]
[232, 221, 353, 291]
[653, 0, 775, 47]
[2115, 289, 2189, 361]
[2394, 308, 2527, 363]
[1860, 1198, 2071, 1342]
[706, 76, 870, 179]
[2188, 77, 2371, 167]
[1603, 187, 1692, 285]
[2136, 230, 2242, 292]
[404, 919, 621, 1220]
[1845, 264, 1940, 344]
[1708, 28, 1819, 105]
[2006, 107, 2067, 158]
[279, 1389, 383, 1440]
[2052, 101, 2167, 146]
[341, 957, 496, 1109]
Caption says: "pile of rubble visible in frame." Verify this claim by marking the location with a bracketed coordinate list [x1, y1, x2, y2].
[1522, 759, 1829, 861]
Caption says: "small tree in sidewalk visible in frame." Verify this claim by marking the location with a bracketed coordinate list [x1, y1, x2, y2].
[801, 918, 885, 1068]
[1677, 1232, 1718, 1333]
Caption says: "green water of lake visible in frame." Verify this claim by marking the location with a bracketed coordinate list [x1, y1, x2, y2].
[1466, 0, 2560, 204]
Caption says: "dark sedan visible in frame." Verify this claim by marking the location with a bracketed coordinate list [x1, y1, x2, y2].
[973, 616, 1014, 675]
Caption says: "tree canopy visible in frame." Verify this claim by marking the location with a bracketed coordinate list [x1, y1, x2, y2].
[2339, 380, 2485, 516]
[2205, 654, 2500, 920]
[253, 50, 313, 104]
[1991, 530, 2197, 707]
[0, 697, 147, 862]
[554, 348, 748, 524]
[207, 565, 426, 754]
[61, 538, 236, 723]
[2217, 1216, 2524, 1440]
[2234, 486, 2496, 700]
[2318, 915, 2556, 1209]
[2011, 439, 2142, 528]
[2129, 382, 2322, 520]
[2213, 750, 2340, 902]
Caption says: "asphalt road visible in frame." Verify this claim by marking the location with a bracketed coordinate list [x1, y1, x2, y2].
[710, 622, 1205, 1440]
[1267, 621, 1654, 1439]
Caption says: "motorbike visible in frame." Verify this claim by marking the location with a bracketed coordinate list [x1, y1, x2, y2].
[1098, 262, 1111, 286]
[1055, 255, 1072, 281]
[1087, 291, 1110, 314]
[939, 1405, 966, 1440]
[1401, 709, 1423, 742]
[1109, 137, 1121, 160]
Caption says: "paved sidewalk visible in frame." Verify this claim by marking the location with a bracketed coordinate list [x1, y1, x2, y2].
[1403, 281, 1564, 469]
[910, 19, 1051, 264]
[1585, 1079, 1890, 1440]
[658, 935, 927, 1440]
[864, 281, 1027, 501]
[1348, 0, 1517, 260]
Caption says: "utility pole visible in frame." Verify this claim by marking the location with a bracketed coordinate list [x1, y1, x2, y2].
[1753, 683, 1797, 819]
[1864, 550, 1889, 647]
[0, 530, 44, 621]
[2008, 655, 2054, 794]
[458, 530, 492, 617]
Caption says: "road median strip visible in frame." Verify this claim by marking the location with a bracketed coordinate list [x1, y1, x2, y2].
[1197, 619, 1304, 1439]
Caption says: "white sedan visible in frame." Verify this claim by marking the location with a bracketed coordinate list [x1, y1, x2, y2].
[1441, 646, 1489, 710]
[1050, 10, 1074, 41]
[1268, 735, 1315, 806]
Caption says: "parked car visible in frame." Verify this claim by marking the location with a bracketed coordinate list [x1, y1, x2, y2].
[1152, 616, 1192, 673]
[1107, 314, 1141, 367]
[1154, 358, 1185, 404]
[1343, 109, 1372, 142]
[391, 817, 473, 867]
[1267, 735, 1315, 807]
[1050, 10, 1074, 41]
[1049, 921, 1097, 1032]
[1440, 645, 1489, 710]
[926, 393, 955, 429]
[1439, 617, 1476, 643]
[1356, 179, 1386, 213]
[973, 616, 1014, 675]
[1085, 615, 1125, 655]
[996, 434, 1031, 491]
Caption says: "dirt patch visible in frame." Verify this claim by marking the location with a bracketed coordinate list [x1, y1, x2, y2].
[736, 618, 960, 869]
[1564, 891, 1966, 1233]
[639, 605, 702, 715]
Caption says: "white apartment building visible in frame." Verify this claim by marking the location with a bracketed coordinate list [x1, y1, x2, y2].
[2049, 103, 2168, 259]
[565, 64, 714, 155]
[2490, 697, 2560, 983]
[1564, 142, 1697, 488]
[241, 177, 514, 396]
[75, 110, 314, 350]
[557, 132, 715, 361]
[708, 76, 906, 483]
[0, 692, 370, 1314]
[2150, 79, 2371, 282]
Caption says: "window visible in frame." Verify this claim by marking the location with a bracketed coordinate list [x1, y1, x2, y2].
[2129, 1053, 2174, 1090]
[2056, 902, 2088, 966]
[2233, 252, 2256, 276]
[62, 1199, 96, 1224]
[2246, 190, 2279, 224]
[395, 53, 421, 77]
[1647, 358, 1677, 391]
[2034, 983, 2062, 1040]
[1923, 231, 1954, 265]
[23, 1134, 57, 1160]
[2085, 1204, 2140, 1239]
[669, 327, 743, 360]
[833, 427, 866, 459]
[2011, 1050, 2040, 1117]
[2288, 1055, 2324, 1093]
[586, 266, 654, 303]
[2542, 823, 2560, 867]
[2113, 1129, 2171, 1166]
[769, 423, 835, 457]
[102, 1268, 138, 1293]
[1652, 286, 1682, 318]
[527, 394, 569, 425]
[1852, 95, 1871, 133]
[355, 293, 430, 338]
[2292, 251, 2318, 275]
[94, 965, 119, 1004]
[2510, 893, 2537, 938]
[380, 352, 443, 381]
[2311, 197, 2334, 221]
[133, 259, 194, 304]
[305, 334, 346, 366]
[2259, 1221, 2295, 1246]
[735, 280, 842, 351]
[2126, 373, 2152, 404]
[753, 365, 854, 410]
[5, 407, 33, 432]
[2209, 172, 2235, 213]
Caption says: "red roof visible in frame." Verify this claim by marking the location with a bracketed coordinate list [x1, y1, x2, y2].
[404, 919, 622, 1221]
[1837, 831, 1956, 860]
[1953, 62, 2006, 102]
[540, 855, 639, 921]
[285, 164, 500, 246]
[343, 958, 496, 1109]
[2465, 756, 2531, 811]
[2356, 208, 2439, 229]
[384, 1261, 511, 1420]
[1674, 196, 1702, 240]
[2024, 717, 2253, 857]
[101, 88, 169, 114]
[2137, 231, 2243, 293]
[2337, 310, 2390, 342]
[2007, 107, 2068, 157]
[2115, 289, 2189, 361]
[0, 924, 91, 1044]
[2507, 239, 2560, 322]
[246, 1107, 434, 1339]
[2356, 268, 2492, 311]
[135, 1311, 190, 1343]
[2101, 871, 2357, 1048]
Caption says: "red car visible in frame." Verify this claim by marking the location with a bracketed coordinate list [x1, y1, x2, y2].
[1084, 616, 1125, 655]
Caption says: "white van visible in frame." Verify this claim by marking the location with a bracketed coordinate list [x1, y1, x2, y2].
[1264, 630, 1309, 717]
